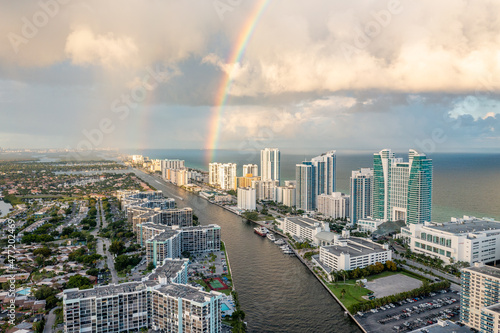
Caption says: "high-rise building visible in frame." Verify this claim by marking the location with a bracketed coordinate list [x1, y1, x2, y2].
[261, 148, 280, 183]
[237, 187, 256, 210]
[316, 192, 350, 219]
[461, 262, 500, 331]
[311, 150, 336, 195]
[209, 163, 237, 190]
[63, 259, 222, 333]
[242, 164, 258, 177]
[151, 284, 222, 333]
[350, 168, 373, 225]
[220, 163, 237, 190]
[236, 174, 261, 188]
[275, 185, 296, 207]
[209, 163, 220, 186]
[296, 162, 315, 211]
[161, 159, 185, 180]
[161, 159, 185, 170]
[252, 179, 279, 201]
[295, 151, 336, 212]
[372, 149, 432, 224]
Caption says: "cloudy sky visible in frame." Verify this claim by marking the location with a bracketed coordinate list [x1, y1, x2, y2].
[1, 0, 499, 154]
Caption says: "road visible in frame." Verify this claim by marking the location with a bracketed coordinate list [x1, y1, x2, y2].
[392, 252, 462, 286]
[43, 306, 58, 333]
[92, 198, 118, 284]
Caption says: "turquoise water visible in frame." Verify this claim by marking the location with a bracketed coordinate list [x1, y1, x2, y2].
[17, 288, 30, 295]
[129, 150, 500, 222]
[221, 304, 230, 311]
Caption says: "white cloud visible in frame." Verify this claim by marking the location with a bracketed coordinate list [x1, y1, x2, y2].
[65, 28, 139, 68]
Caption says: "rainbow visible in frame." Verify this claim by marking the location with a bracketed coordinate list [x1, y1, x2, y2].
[205, 0, 271, 163]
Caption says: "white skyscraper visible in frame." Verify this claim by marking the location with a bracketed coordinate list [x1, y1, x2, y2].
[208, 163, 220, 186]
[219, 163, 237, 190]
[260, 148, 280, 183]
[317, 192, 349, 219]
[237, 187, 256, 210]
[251, 180, 279, 201]
[243, 164, 258, 177]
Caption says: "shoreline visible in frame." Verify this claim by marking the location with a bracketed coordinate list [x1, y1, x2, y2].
[141, 169, 367, 332]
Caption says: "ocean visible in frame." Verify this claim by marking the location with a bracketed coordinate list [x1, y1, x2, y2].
[129, 149, 500, 222]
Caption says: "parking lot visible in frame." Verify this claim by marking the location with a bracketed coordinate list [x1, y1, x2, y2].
[365, 274, 423, 299]
[356, 290, 460, 333]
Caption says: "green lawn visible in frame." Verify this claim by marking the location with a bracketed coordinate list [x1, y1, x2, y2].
[327, 270, 430, 309]
[327, 283, 371, 309]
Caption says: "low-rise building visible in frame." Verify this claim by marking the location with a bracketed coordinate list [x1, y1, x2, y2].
[357, 218, 385, 233]
[319, 236, 392, 272]
[401, 216, 500, 265]
[276, 216, 329, 245]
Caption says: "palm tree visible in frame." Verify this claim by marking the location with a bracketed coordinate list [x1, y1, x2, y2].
[339, 270, 347, 284]
[330, 271, 338, 284]
[356, 280, 364, 290]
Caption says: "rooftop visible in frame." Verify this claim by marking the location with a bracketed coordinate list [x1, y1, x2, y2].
[426, 219, 500, 235]
[408, 320, 472, 333]
[464, 264, 500, 280]
[285, 216, 321, 229]
[149, 229, 180, 241]
[145, 259, 187, 282]
[154, 283, 218, 303]
[182, 224, 220, 231]
[140, 222, 172, 231]
[64, 281, 146, 300]
[484, 303, 500, 314]
[322, 237, 387, 258]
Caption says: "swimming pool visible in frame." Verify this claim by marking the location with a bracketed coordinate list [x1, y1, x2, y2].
[17, 288, 31, 296]
[221, 304, 230, 312]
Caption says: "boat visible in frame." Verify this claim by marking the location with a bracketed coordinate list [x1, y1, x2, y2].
[254, 226, 269, 237]
[266, 233, 276, 242]
[275, 238, 285, 245]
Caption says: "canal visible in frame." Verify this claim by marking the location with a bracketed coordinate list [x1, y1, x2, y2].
[132, 169, 361, 333]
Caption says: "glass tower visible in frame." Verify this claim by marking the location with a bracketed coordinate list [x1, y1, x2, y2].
[371, 149, 432, 224]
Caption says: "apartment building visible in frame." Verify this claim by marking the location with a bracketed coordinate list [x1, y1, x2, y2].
[237, 187, 256, 210]
[461, 263, 500, 331]
[139, 223, 221, 266]
[316, 192, 350, 219]
[319, 237, 392, 272]
[151, 284, 222, 333]
[350, 168, 373, 225]
[180, 225, 221, 254]
[146, 229, 182, 267]
[63, 259, 220, 333]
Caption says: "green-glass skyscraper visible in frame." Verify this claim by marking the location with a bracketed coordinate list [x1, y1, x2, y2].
[372, 149, 432, 224]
